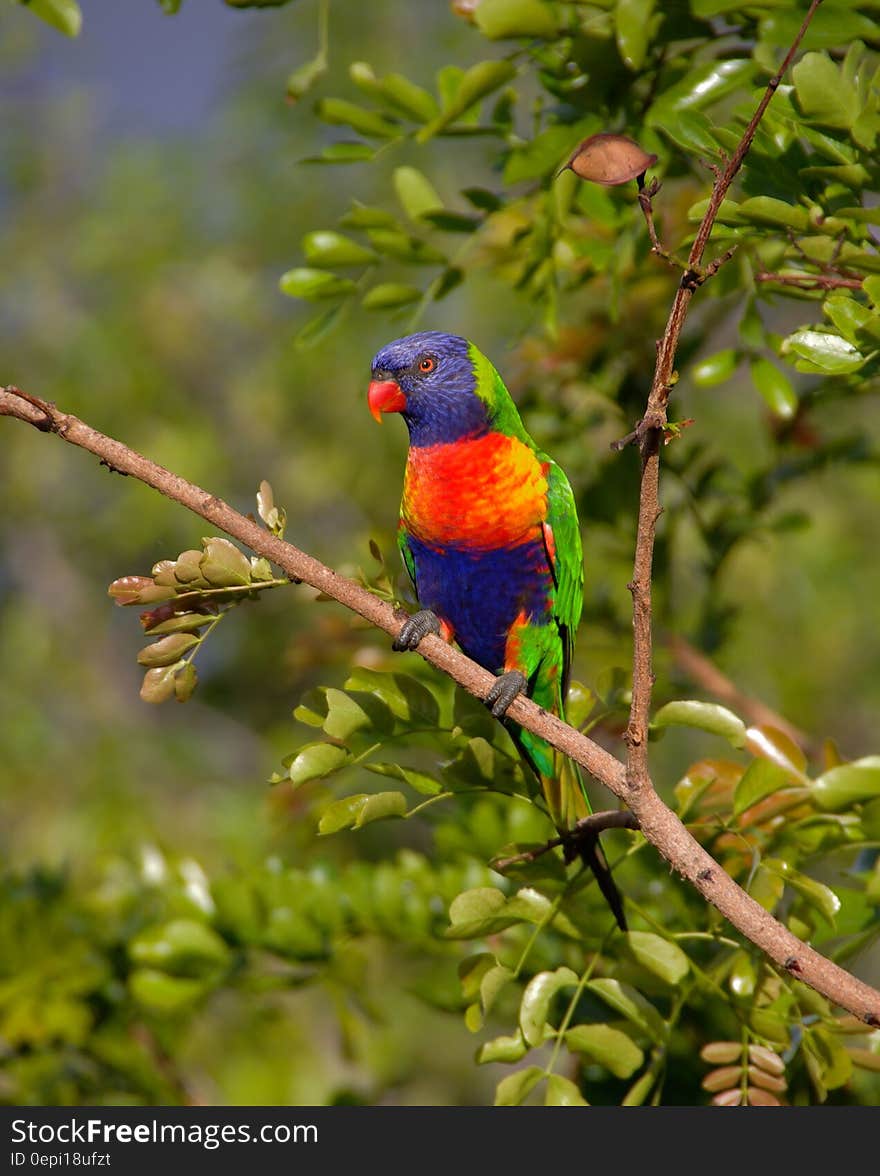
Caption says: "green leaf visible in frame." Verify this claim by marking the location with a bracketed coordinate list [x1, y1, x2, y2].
[301, 230, 377, 267]
[364, 762, 442, 796]
[738, 197, 809, 232]
[417, 60, 517, 142]
[504, 123, 589, 185]
[781, 329, 866, 374]
[421, 211, 481, 233]
[476, 1031, 529, 1065]
[793, 52, 859, 130]
[763, 857, 841, 924]
[173, 661, 198, 703]
[749, 357, 797, 419]
[315, 98, 400, 139]
[824, 297, 880, 346]
[585, 979, 666, 1041]
[728, 949, 757, 998]
[362, 283, 423, 309]
[288, 742, 351, 787]
[343, 668, 440, 725]
[749, 865, 785, 913]
[137, 633, 199, 668]
[692, 348, 739, 387]
[733, 758, 792, 817]
[353, 790, 408, 828]
[494, 1065, 544, 1106]
[651, 700, 747, 748]
[624, 931, 690, 986]
[316, 794, 369, 835]
[380, 74, 439, 122]
[279, 268, 358, 301]
[658, 110, 722, 155]
[365, 229, 446, 264]
[129, 919, 230, 977]
[459, 952, 496, 1002]
[129, 969, 208, 1013]
[140, 665, 180, 704]
[321, 688, 371, 739]
[263, 907, 325, 959]
[200, 537, 253, 587]
[286, 53, 327, 102]
[811, 758, 880, 811]
[318, 791, 407, 834]
[519, 967, 579, 1047]
[480, 963, 515, 1015]
[744, 725, 809, 783]
[616, 0, 655, 72]
[448, 886, 506, 927]
[393, 166, 444, 221]
[474, 0, 558, 40]
[301, 142, 377, 165]
[565, 1024, 644, 1078]
[23, 0, 82, 37]
[545, 1074, 589, 1106]
[647, 59, 753, 124]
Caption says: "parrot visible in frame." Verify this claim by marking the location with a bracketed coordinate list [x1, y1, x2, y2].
[368, 331, 626, 930]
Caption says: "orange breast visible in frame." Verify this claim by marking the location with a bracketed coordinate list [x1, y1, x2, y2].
[403, 432, 548, 549]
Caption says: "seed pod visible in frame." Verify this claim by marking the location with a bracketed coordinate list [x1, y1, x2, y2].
[748, 1044, 786, 1075]
[702, 1065, 743, 1092]
[700, 1041, 742, 1065]
[747, 1065, 787, 1093]
[562, 132, 657, 186]
[711, 1088, 743, 1106]
[746, 1086, 782, 1107]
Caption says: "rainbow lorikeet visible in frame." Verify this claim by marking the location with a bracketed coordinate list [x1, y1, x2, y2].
[368, 331, 625, 929]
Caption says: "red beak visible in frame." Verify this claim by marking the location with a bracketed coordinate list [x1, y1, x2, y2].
[368, 379, 406, 423]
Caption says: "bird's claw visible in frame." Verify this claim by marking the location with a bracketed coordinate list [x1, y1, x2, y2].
[486, 670, 528, 719]
[393, 609, 442, 652]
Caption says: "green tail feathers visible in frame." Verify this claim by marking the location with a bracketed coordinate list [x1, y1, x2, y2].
[512, 726, 591, 831]
[510, 722, 628, 932]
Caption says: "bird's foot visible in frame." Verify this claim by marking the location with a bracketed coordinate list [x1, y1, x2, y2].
[393, 609, 442, 652]
[486, 669, 528, 719]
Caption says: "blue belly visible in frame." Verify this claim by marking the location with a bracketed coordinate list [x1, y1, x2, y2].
[406, 534, 552, 672]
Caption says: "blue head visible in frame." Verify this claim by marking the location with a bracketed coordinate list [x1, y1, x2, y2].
[368, 331, 489, 446]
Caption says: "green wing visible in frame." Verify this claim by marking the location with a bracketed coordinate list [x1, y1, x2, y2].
[542, 456, 584, 699]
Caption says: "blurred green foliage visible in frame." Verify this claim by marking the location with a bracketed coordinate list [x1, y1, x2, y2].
[2, 0, 880, 1106]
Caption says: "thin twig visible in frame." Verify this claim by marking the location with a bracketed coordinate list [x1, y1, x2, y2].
[492, 810, 640, 872]
[2, 383, 878, 1025]
[756, 271, 864, 291]
[621, 0, 825, 791]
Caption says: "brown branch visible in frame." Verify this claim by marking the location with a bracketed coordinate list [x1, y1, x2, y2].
[622, 0, 825, 782]
[492, 810, 640, 872]
[756, 271, 864, 291]
[2, 383, 878, 1026]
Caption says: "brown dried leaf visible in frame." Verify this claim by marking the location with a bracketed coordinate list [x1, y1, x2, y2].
[564, 132, 657, 186]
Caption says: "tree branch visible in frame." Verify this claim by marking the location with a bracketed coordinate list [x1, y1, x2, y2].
[621, 3, 824, 813]
[755, 271, 864, 291]
[2, 384, 878, 1026]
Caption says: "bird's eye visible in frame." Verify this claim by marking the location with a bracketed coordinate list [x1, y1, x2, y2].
[418, 356, 436, 373]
